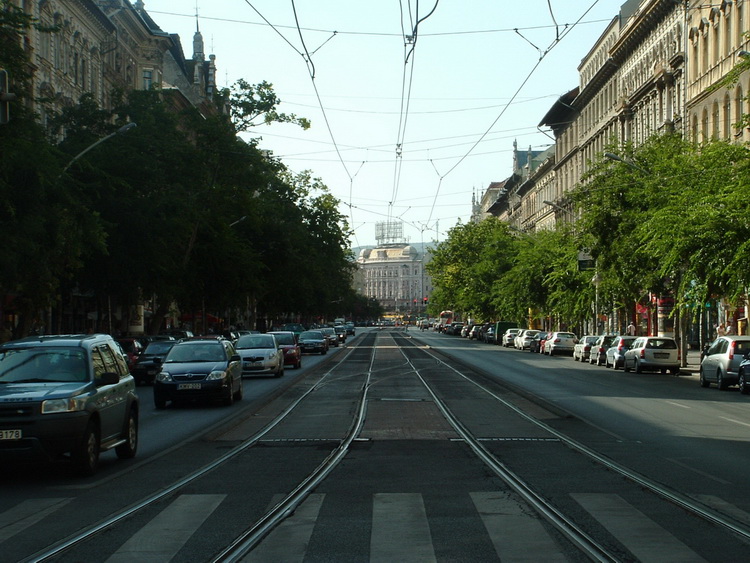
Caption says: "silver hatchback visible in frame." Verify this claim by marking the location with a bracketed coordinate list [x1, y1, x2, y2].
[699, 336, 750, 390]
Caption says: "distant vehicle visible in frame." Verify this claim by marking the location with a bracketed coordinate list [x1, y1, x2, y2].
[515, 329, 540, 350]
[0, 334, 139, 475]
[438, 310, 454, 332]
[132, 339, 177, 385]
[573, 335, 599, 361]
[589, 335, 615, 366]
[298, 330, 328, 355]
[623, 336, 680, 375]
[605, 336, 636, 369]
[545, 332, 578, 356]
[502, 328, 521, 347]
[529, 331, 548, 353]
[268, 331, 302, 369]
[320, 327, 339, 347]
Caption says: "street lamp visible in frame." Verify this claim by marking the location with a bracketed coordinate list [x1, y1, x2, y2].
[603, 151, 647, 174]
[60, 122, 137, 176]
[543, 199, 573, 220]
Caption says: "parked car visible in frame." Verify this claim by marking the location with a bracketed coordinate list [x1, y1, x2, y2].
[460, 324, 471, 338]
[298, 330, 328, 355]
[573, 335, 599, 362]
[738, 355, 750, 394]
[529, 331, 548, 353]
[131, 339, 178, 385]
[699, 336, 750, 389]
[515, 329, 540, 350]
[319, 327, 339, 347]
[482, 325, 496, 344]
[502, 328, 521, 347]
[446, 323, 464, 336]
[468, 325, 482, 340]
[605, 336, 636, 369]
[236, 333, 284, 378]
[0, 334, 139, 475]
[153, 338, 243, 409]
[268, 331, 302, 369]
[589, 334, 615, 366]
[545, 332, 578, 356]
[623, 336, 680, 375]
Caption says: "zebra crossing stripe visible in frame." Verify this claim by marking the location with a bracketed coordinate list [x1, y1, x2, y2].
[0, 498, 72, 543]
[105, 494, 225, 563]
[470, 491, 568, 561]
[370, 493, 436, 563]
[571, 493, 707, 563]
[242, 494, 325, 562]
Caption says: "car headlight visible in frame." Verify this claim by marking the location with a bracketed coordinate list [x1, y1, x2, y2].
[207, 370, 227, 380]
[41, 396, 87, 414]
[156, 371, 173, 382]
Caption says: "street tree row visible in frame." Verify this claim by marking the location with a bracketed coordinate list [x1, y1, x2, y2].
[0, 3, 363, 336]
[426, 133, 750, 341]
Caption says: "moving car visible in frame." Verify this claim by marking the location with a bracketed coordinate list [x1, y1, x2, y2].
[153, 338, 243, 408]
[268, 331, 302, 369]
[236, 333, 284, 378]
[545, 332, 578, 356]
[699, 335, 750, 390]
[298, 330, 328, 355]
[623, 336, 680, 375]
[131, 339, 178, 385]
[605, 336, 636, 369]
[0, 334, 139, 476]
[320, 327, 339, 347]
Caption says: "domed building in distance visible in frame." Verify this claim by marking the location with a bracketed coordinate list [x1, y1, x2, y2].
[355, 222, 432, 314]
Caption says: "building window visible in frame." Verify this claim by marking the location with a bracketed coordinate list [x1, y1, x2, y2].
[143, 68, 153, 90]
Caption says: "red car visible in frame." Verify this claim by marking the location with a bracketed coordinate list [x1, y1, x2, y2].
[268, 331, 302, 369]
[116, 337, 144, 371]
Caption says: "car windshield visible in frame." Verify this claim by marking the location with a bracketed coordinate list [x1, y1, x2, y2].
[237, 335, 276, 349]
[300, 331, 323, 340]
[166, 344, 225, 362]
[270, 333, 296, 345]
[144, 341, 175, 354]
[0, 348, 88, 383]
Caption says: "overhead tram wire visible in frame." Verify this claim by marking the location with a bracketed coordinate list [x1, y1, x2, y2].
[388, 0, 440, 223]
[424, 0, 603, 229]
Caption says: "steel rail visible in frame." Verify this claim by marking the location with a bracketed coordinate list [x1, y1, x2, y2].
[212, 332, 380, 562]
[394, 335, 618, 562]
[399, 331, 750, 543]
[24, 332, 377, 563]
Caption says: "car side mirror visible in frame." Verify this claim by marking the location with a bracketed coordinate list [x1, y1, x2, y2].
[153, 357, 163, 366]
[231, 354, 241, 362]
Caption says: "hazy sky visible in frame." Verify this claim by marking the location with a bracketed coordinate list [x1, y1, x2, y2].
[140, 1, 624, 247]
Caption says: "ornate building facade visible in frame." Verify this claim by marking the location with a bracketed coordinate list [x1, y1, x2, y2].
[13, 0, 217, 128]
[356, 244, 432, 314]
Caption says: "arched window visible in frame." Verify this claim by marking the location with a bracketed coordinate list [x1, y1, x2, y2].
[712, 101, 720, 138]
[724, 94, 731, 139]
[702, 108, 709, 142]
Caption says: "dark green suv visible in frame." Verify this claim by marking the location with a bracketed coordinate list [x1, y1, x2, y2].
[0, 334, 139, 475]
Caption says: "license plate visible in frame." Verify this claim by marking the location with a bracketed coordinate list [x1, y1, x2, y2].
[654, 353, 669, 359]
[0, 429, 22, 440]
[177, 383, 201, 390]
[243, 362, 262, 369]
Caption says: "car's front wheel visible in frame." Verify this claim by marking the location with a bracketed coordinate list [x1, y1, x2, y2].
[234, 378, 243, 401]
[73, 421, 100, 476]
[115, 408, 138, 459]
[699, 368, 710, 388]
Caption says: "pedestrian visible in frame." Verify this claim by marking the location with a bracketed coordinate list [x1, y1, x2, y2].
[725, 322, 735, 335]
[626, 321, 636, 336]
[716, 323, 726, 337]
